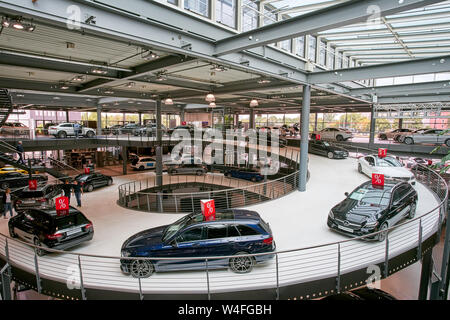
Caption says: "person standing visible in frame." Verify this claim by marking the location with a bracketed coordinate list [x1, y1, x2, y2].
[74, 122, 81, 139]
[16, 141, 25, 165]
[2, 188, 14, 219]
[62, 179, 73, 204]
[72, 180, 83, 207]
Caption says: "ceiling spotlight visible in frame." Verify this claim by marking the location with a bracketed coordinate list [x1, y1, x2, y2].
[211, 64, 227, 72]
[155, 71, 167, 81]
[1, 19, 10, 27]
[16, 94, 24, 97]
[164, 98, 174, 105]
[209, 102, 216, 108]
[257, 78, 271, 84]
[104, 89, 114, 94]
[205, 92, 215, 102]
[71, 75, 85, 82]
[53, 97, 61, 100]
[60, 84, 70, 90]
[249, 99, 259, 107]
[1, 17, 35, 32]
[91, 67, 108, 75]
[142, 50, 160, 60]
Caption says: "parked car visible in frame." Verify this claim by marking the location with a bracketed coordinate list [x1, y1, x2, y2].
[8, 207, 94, 256]
[311, 128, 353, 141]
[0, 165, 28, 175]
[224, 168, 264, 182]
[0, 122, 30, 135]
[0, 172, 47, 190]
[378, 128, 413, 141]
[135, 123, 167, 137]
[131, 156, 156, 171]
[166, 154, 203, 165]
[48, 123, 96, 138]
[14, 184, 64, 212]
[168, 125, 195, 139]
[168, 163, 207, 176]
[402, 129, 450, 146]
[109, 124, 123, 135]
[327, 180, 418, 241]
[119, 123, 143, 135]
[120, 209, 275, 278]
[308, 140, 349, 159]
[358, 154, 416, 185]
[74, 172, 113, 192]
[396, 128, 427, 143]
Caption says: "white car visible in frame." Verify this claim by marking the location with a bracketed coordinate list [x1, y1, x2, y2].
[358, 154, 415, 185]
[48, 123, 96, 138]
[311, 128, 353, 142]
[131, 156, 156, 171]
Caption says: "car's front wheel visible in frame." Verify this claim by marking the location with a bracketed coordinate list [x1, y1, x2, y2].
[139, 166, 145, 171]
[34, 237, 46, 257]
[58, 131, 67, 139]
[9, 225, 17, 238]
[86, 184, 94, 192]
[336, 135, 344, 141]
[86, 131, 95, 138]
[196, 170, 204, 176]
[229, 252, 255, 274]
[445, 139, 450, 147]
[327, 152, 334, 159]
[107, 179, 113, 186]
[404, 137, 414, 145]
[130, 260, 154, 278]
[377, 223, 389, 242]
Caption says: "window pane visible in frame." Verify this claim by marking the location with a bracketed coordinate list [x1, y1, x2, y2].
[185, 0, 209, 18]
[319, 40, 326, 66]
[336, 52, 343, 69]
[207, 224, 228, 239]
[263, 5, 277, 26]
[242, 0, 258, 32]
[296, 36, 305, 57]
[167, 0, 178, 4]
[327, 46, 335, 69]
[308, 35, 316, 62]
[216, 0, 236, 29]
[178, 228, 204, 242]
[236, 225, 258, 236]
[280, 39, 292, 52]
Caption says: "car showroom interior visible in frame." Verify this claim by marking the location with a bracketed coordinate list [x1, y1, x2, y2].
[0, 0, 449, 305]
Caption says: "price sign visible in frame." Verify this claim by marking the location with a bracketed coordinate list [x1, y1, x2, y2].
[316, 134, 321, 140]
[55, 196, 69, 216]
[28, 179, 37, 190]
[181, 121, 187, 125]
[84, 167, 90, 174]
[200, 199, 216, 221]
[378, 148, 387, 158]
[372, 173, 385, 188]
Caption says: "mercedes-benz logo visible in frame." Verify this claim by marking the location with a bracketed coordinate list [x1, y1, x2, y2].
[343, 220, 349, 226]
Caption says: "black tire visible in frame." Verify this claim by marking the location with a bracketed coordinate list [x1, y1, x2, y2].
[86, 131, 95, 138]
[379, 134, 387, 140]
[408, 202, 417, 219]
[86, 184, 94, 192]
[404, 137, 414, 145]
[34, 237, 46, 257]
[139, 166, 145, 171]
[251, 176, 257, 182]
[336, 135, 344, 142]
[1, 182, 9, 189]
[170, 170, 177, 175]
[9, 225, 17, 238]
[377, 223, 389, 242]
[130, 260, 154, 278]
[58, 131, 67, 139]
[229, 252, 255, 274]
[327, 152, 334, 159]
[107, 179, 113, 186]
[445, 139, 450, 147]
[225, 172, 231, 178]
[358, 163, 362, 173]
[196, 170, 204, 176]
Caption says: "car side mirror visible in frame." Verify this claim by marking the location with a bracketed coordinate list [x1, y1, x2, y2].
[344, 192, 349, 197]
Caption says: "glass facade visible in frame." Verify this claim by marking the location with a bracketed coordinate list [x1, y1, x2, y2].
[327, 46, 335, 69]
[319, 40, 326, 66]
[216, 0, 236, 28]
[263, 6, 277, 26]
[308, 35, 316, 62]
[185, 0, 209, 18]
[242, 0, 258, 32]
[296, 36, 305, 58]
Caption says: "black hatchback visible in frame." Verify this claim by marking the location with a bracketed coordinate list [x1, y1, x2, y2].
[74, 172, 113, 192]
[327, 180, 418, 241]
[0, 172, 48, 190]
[8, 207, 94, 256]
[308, 140, 349, 159]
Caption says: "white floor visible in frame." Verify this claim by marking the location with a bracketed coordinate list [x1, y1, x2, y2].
[0, 153, 441, 296]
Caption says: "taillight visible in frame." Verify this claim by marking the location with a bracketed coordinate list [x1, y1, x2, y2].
[16, 200, 22, 204]
[84, 222, 93, 232]
[46, 233, 63, 240]
[263, 237, 273, 245]
[38, 198, 47, 202]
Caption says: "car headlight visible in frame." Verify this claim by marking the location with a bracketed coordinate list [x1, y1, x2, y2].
[121, 250, 131, 257]
[329, 210, 334, 219]
[364, 217, 379, 228]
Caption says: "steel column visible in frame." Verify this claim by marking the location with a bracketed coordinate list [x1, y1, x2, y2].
[96, 105, 102, 136]
[419, 249, 433, 300]
[156, 99, 163, 187]
[298, 85, 310, 192]
[369, 105, 376, 147]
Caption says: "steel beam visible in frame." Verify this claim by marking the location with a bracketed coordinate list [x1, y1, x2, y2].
[214, 0, 445, 56]
[310, 55, 450, 83]
[350, 80, 450, 97]
[378, 94, 450, 103]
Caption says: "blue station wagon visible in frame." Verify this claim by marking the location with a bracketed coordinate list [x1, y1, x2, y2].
[120, 209, 275, 278]
[224, 168, 264, 182]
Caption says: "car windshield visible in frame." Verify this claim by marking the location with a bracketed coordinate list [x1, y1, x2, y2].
[162, 213, 203, 242]
[75, 174, 90, 181]
[376, 157, 402, 167]
[349, 187, 390, 207]
[55, 213, 89, 229]
[322, 141, 331, 147]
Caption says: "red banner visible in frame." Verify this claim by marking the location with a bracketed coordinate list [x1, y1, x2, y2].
[84, 167, 90, 174]
[316, 134, 321, 140]
[201, 199, 216, 221]
[372, 173, 385, 188]
[55, 196, 69, 216]
[378, 148, 387, 158]
[181, 121, 187, 125]
[28, 179, 37, 190]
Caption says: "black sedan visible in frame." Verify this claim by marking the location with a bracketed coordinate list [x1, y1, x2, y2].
[74, 172, 113, 192]
[0, 172, 48, 190]
[8, 207, 94, 256]
[327, 180, 418, 241]
[308, 140, 349, 159]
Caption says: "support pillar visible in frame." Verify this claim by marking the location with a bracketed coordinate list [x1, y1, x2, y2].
[180, 105, 185, 123]
[298, 85, 311, 192]
[122, 147, 127, 175]
[418, 249, 433, 300]
[345, 112, 348, 129]
[156, 99, 163, 187]
[398, 118, 403, 129]
[314, 113, 318, 131]
[65, 111, 69, 123]
[249, 108, 255, 129]
[369, 105, 376, 146]
[96, 105, 102, 136]
[138, 112, 142, 126]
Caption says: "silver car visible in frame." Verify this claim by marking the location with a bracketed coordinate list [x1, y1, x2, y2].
[168, 163, 208, 176]
[403, 129, 450, 146]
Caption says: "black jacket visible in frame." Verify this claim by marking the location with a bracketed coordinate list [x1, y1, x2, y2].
[1, 192, 12, 204]
[16, 144, 24, 153]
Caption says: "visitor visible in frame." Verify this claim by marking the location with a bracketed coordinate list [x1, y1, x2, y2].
[72, 180, 83, 207]
[62, 179, 73, 204]
[2, 188, 14, 219]
[74, 122, 81, 139]
[16, 141, 25, 165]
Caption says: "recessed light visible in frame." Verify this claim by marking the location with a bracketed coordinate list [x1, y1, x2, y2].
[53, 97, 61, 100]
